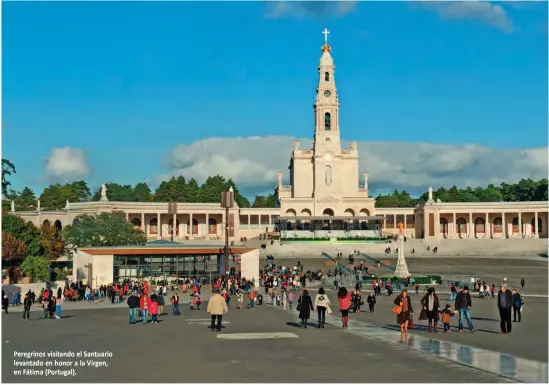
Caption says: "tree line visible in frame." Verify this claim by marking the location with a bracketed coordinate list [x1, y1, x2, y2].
[375, 179, 548, 208]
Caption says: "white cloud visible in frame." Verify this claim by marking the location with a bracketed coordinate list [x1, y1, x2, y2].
[265, 1, 357, 19]
[44, 147, 91, 182]
[419, 1, 515, 33]
[162, 136, 548, 194]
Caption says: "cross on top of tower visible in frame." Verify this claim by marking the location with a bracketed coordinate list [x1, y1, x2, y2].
[321, 28, 332, 53]
[322, 28, 330, 44]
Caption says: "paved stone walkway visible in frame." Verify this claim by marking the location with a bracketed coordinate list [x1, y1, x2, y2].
[269, 301, 548, 383]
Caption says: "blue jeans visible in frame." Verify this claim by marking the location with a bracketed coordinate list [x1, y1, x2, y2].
[458, 308, 473, 330]
[249, 299, 255, 308]
[172, 304, 180, 315]
[450, 292, 456, 301]
[151, 314, 158, 323]
[55, 305, 61, 317]
[129, 308, 137, 323]
[142, 309, 149, 324]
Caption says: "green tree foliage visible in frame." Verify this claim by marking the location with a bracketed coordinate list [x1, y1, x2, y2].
[39, 181, 91, 210]
[2, 213, 41, 256]
[252, 193, 276, 208]
[20, 255, 51, 283]
[13, 187, 37, 211]
[62, 211, 147, 251]
[1, 158, 16, 196]
[92, 183, 136, 201]
[375, 178, 548, 207]
[134, 182, 152, 202]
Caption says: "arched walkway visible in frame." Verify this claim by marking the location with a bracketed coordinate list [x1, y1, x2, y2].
[131, 218, 141, 228]
[359, 209, 370, 216]
[456, 217, 467, 237]
[474, 217, 485, 237]
[323, 208, 334, 217]
[300, 209, 312, 231]
[149, 218, 158, 235]
[187, 218, 198, 235]
[285, 209, 297, 216]
[512, 217, 519, 233]
[439, 218, 449, 238]
[42, 220, 50, 228]
[208, 218, 217, 234]
[531, 217, 543, 234]
[300, 209, 312, 216]
[168, 218, 180, 235]
[493, 217, 503, 234]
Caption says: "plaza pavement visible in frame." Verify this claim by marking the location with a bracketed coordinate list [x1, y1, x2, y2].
[1, 300, 521, 383]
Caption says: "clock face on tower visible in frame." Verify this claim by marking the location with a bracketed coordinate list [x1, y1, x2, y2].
[324, 90, 331, 98]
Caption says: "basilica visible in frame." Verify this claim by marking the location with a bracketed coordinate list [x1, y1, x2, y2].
[12, 31, 549, 242]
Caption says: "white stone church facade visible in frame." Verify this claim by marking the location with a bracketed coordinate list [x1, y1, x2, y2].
[12, 32, 549, 241]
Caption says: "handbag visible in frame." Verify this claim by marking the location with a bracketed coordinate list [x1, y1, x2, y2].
[408, 317, 415, 328]
[392, 305, 402, 315]
[296, 295, 303, 311]
[326, 305, 333, 315]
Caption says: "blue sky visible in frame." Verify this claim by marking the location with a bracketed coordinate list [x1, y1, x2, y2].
[2, 1, 548, 197]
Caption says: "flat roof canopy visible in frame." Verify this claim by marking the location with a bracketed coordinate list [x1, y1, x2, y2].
[277, 216, 383, 221]
[81, 246, 257, 256]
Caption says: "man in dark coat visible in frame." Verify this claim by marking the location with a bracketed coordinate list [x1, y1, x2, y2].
[497, 284, 513, 334]
[455, 286, 474, 332]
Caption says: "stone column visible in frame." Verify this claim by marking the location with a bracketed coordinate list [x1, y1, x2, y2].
[485, 212, 489, 239]
[518, 213, 522, 238]
[206, 213, 210, 237]
[468, 212, 473, 238]
[172, 213, 177, 239]
[190, 213, 194, 237]
[423, 213, 428, 239]
[141, 213, 145, 233]
[434, 211, 440, 240]
[404, 214, 407, 232]
[502, 213, 506, 239]
[452, 212, 456, 239]
[534, 212, 539, 237]
[157, 213, 161, 240]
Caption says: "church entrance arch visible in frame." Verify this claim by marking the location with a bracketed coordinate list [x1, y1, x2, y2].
[285, 209, 297, 230]
[322, 208, 334, 217]
[300, 209, 312, 231]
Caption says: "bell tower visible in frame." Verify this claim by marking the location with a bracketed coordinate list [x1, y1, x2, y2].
[313, 28, 341, 154]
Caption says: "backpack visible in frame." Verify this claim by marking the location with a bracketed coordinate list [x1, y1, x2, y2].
[514, 296, 522, 307]
[442, 311, 451, 324]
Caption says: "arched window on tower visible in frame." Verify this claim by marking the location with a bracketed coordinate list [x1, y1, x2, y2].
[324, 112, 331, 130]
[324, 72, 330, 81]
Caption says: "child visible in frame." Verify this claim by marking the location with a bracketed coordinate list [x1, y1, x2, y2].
[149, 297, 159, 324]
[440, 304, 454, 333]
[236, 291, 243, 309]
[55, 296, 62, 319]
[288, 291, 295, 310]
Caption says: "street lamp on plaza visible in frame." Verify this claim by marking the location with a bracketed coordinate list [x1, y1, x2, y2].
[221, 186, 235, 275]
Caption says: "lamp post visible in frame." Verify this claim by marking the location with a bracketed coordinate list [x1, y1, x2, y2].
[221, 186, 235, 275]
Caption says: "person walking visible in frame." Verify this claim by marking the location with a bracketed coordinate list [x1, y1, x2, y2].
[55, 296, 62, 319]
[149, 296, 159, 324]
[22, 293, 32, 320]
[297, 289, 314, 328]
[127, 291, 139, 324]
[171, 292, 181, 316]
[2, 290, 9, 314]
[207, 289, 228, 332]
[314, 288, 330, 328]
[511, 289, 522, 323]
[455, 286, 474, 332]
[520, 278, 525, 289]
[337, 287, 352, 328]
[394, 289, 413, 334]
[497, 284, 513, 334]
[420, 287, 440, 332]
[367, 292, 376, 313]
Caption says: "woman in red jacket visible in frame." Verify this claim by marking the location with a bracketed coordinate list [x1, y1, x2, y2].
[140, 294, 150, 324]
[337, 287, 352, 328]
